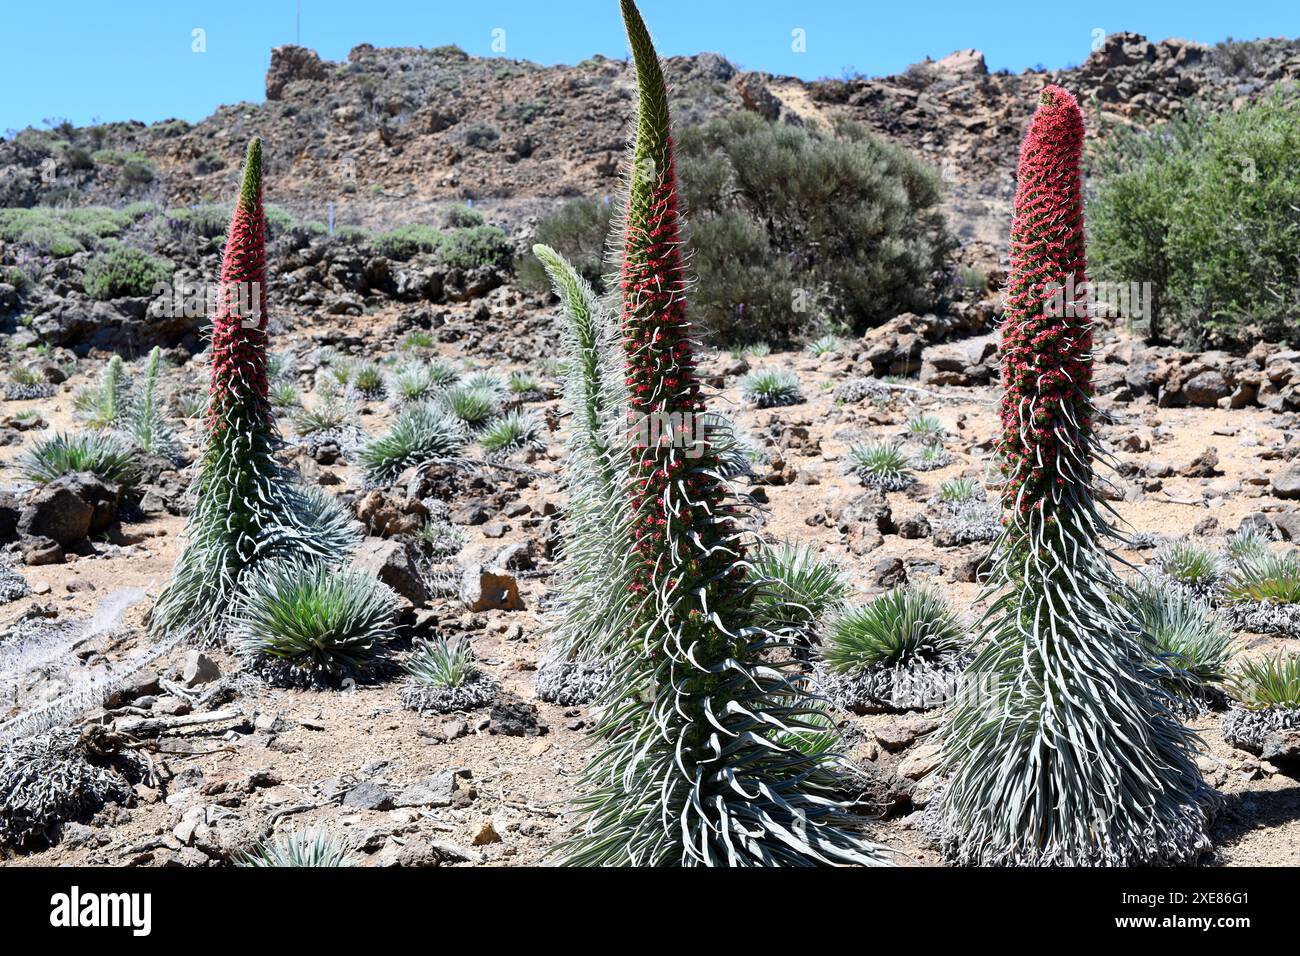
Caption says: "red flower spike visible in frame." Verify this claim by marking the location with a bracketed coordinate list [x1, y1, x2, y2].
[997, 86, 1091, 514]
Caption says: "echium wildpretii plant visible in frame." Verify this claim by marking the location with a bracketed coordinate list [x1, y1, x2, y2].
[151, 139, 356, 642]
[556, 0, 890, 867]
[927, 87, 1213, 866]
[125, 346, 180, 459]
[531, 243, 634, 666]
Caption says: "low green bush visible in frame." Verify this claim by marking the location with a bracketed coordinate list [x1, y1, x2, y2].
[0, 206, 150, 257]
[436, 224, 512, 272]
[82, 245, 170, 300]
[518, 198, 614, 292]
[521, 114, 951, 344]
[441, 205, 485, 228]
[372, 223, 442, 260]
[1089, 94, 1300, 347]
[677, 113, 952, 343]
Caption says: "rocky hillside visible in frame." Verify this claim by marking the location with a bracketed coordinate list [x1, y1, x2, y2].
[3, 32, 1300, 256]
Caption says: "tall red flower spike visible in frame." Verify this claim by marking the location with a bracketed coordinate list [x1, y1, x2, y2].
[929, 87, 1213, 867]
[207, 137, 270, 439]
[557, 0, 890, 868]
[152, 138, 355, 642]
[615, 2, 732, 601]
[998, 85, 1092, 518]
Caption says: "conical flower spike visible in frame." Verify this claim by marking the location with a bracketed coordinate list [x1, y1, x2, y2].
[555, 0, 892, 868]
[926, 86, 1215, 867]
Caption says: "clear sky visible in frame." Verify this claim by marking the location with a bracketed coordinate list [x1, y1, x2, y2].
[4, 0, 1298, 133]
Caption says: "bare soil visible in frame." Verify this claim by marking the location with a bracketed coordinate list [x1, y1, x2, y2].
[2, 321, 1298, 867]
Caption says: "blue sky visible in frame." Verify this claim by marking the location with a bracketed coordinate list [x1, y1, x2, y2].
[4, 0, 1298, 132]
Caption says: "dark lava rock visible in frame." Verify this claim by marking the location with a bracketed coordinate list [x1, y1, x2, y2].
[488, 696, 548, 737]
[342, 781, 395, 811]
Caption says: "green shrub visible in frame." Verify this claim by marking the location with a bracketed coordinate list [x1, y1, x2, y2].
[1153, 541, 1224, 590]
[937, 477, 981, 503]
[73, 355, 129, 429]
[424, 359, 461, 388]
[387, 363, 442, 406]
[372, 223, 442, 260]
[913, 443, 952, 469]
[804, 334, 841, 357]
[265, 352, 294, 382]
[506, 370, 541, 396]
[959, 266, 988, 293]
[461, 371, 504, 393]
[400, 636, 498, 712]
[122, 346, 179, 458]
[333, 225, 369, 243]
[1230, 653, 1300, 710]
[270, 381, 299, 408]
[161, 204, 230, 240]
[751, 540, 849, 630]
[400, 330, 435, 350]
[825, 586, 965, 673]
[291, 393, 358, 436]
[371, 222, 512, 272]
[519, 198, 614, 292]
[848, 441, 914, 491]
[1089, 95, 1300, 346]
[8, 367, 42, 389]
[350, 361, 384, 398]
[1, 266, 31, 292]
[676, 112, 951, 343]
[230, 559, 399, 687]
[0, 206, 152, 256]
[479, 410, 542, 455]
[418, 518, 467, 558]
[462, 123, 500, 148]
[239, 829, 358, 867]
[904, 413, 945, 442]
[83, 245, 170, 300]
[18, 431, 137, 486]
[740, 368, 804, 408]
[436, 224, 512, 272]
[405, 636, 479, 690]
[732, 341, 771, 359]
[360, 403, 466, 484]
[441, 205, 484, 228]
[1226, 527, 1272, 564]
[175, 388, 207, 419]
[1225, 552, 1300, 605]
[438, 383, 498, 429]
[1130, 581, 1232, 694]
